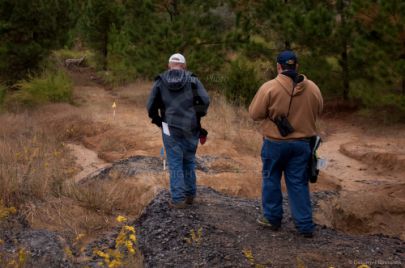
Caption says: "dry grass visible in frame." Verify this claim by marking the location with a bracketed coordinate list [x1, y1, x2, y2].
[37, 104, 112, 142]
[66, 177, 156, 216]
[0, 103, 152, 240]
[0, 102, 151, 266]
[25, 197, 113, 235]
[204, 93, 262, 155]
[195, 93, 264, 198]
[115, 81, 151, 107]
[110, 82, 263, 156]
[0, 111, 76, 206]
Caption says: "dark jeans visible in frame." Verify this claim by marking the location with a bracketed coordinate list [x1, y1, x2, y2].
[163, 133, 199, 203]
[261, 139, 314, 234]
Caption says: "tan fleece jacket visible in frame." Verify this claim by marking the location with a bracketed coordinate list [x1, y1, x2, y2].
[249, 74, 323, 140]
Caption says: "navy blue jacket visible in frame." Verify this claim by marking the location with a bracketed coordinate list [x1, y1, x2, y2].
[146, 69, 210, 137]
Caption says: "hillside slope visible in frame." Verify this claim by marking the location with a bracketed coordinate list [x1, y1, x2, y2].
[1, 66, 405, 267]
[85, 187, 404, 267]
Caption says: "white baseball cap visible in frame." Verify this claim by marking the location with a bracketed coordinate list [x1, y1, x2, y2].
[168, 53, 186, 64]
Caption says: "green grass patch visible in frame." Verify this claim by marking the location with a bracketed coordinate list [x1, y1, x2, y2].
[222, 57, 262, 107]
[54, 48, 138, 87]
[351, 80, 405, 123]
[98, 54, 138, 87]
[4, 69, 73, 111]
[53, 49, 97, 69]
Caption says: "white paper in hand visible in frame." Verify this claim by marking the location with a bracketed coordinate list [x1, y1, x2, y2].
[317, 158, 328, 170]
[162, 122, 170, 136]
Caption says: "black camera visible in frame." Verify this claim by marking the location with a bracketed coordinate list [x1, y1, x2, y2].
[274, 115, 295, 137]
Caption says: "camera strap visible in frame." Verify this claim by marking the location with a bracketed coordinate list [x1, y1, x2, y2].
[268, 74, 304, 137]
[286, 82, 297, 118]
[270, 79, 297, 122]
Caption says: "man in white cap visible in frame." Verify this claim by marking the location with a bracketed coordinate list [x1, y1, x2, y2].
[168, 53, 186, 66]
[147, 53, 210, 208]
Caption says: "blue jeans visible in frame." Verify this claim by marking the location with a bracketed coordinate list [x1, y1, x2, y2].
[261, 139, 314, 234]
[163, 133, 199, 203]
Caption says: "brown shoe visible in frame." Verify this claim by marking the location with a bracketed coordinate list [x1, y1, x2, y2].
[169, 200, 187, 209]
[256, 216, 280, 231]
[185, 196, 195, 205]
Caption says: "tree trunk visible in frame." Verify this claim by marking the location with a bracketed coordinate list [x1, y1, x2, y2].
[341, 42, 350, 100]
[285, 41, 291, 50]
[171, 0, 179, 16]
[338, 0, 350, 100]
[102, 31, 108, 71]
[167, 0, 179, 22]
[284, 0, 291, 50]
[402, 78, 405, 95]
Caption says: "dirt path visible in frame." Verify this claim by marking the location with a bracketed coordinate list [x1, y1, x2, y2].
[67, 143, 111, 182]
[318, 124, 405, 191]
[313, 121, 405, 239]
[319, 131, 370, 190]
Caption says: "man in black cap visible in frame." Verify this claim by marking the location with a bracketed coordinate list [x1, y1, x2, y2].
[249, 50, 323, 237]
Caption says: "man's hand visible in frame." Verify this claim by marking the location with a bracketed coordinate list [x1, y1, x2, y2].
[200, 136, 207, 145]
[199, 128, 208, 145]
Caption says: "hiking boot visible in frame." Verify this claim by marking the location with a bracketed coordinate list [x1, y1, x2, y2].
[185, 196, 195, 205]
[256, 216, 280, 231]
[169, 200, 187, 209]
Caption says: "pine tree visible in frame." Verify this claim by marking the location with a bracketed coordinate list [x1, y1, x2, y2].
[351, 0, 405, 94]
[0, 0, 78, 83]
[254, 0, 337, 93]
[80, 0, 124, 70]
[122, 0, 230, 80]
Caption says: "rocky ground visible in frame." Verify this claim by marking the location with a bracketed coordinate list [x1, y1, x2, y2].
[83, 186, 404, 268]
[2, 185, 404, 267]
[0, 216, 72, 267]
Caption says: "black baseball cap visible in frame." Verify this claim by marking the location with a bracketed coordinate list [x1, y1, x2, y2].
[277, 50, 298, 66]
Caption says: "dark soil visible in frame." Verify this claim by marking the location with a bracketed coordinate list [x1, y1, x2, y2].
[0, 217, 72, 267]
[131, 187, 404, 268]
[80, 155, 239, 183]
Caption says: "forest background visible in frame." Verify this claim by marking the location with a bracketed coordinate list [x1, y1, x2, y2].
[0, 0, 404, 122]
